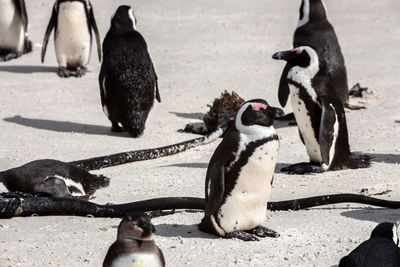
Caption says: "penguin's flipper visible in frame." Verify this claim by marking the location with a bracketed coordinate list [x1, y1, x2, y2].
[319, 97, 336, 165]
[205, 162, 225, 217]
[16, 0, 28, 34]
[41, 4, 57, 63]
[298, 129, 305, 145]
[88, 2, 102, 62]
[278, 63, 291, 107]
[152, 64, 161, 103]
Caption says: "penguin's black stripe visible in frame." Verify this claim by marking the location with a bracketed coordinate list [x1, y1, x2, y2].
[224, 134, 279, 196]
[288, 80, 321, 140]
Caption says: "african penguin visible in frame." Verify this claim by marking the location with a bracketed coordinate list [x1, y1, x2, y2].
[103, 213, 165, 267]
[277, 0, 360, 110]
[339, 222, 400, 267]
[99, 5, 161, 137]
[198, 99, 284, 241]
[0, 159, 110, 198]
[41, 0, 101, 78]
[0, 0, 32, 61]
[272, 46, 370, 174]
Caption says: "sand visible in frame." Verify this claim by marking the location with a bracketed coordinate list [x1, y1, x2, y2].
[0, 0, 399, 266]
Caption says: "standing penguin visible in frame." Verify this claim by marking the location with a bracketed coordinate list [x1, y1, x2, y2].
[99, 5, 161, 137]
[41, 0, 101, 78]
[103, 213, 165, 267]
[277, 0, 359, 110]
[272, 46, 370, 174]
[339, 222, 400, 267]
[198, 99, 284, 241]
[0, 0, 32, 61]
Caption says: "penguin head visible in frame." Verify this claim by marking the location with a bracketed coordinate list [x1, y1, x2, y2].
[111, 5, 137, 33]
[117, 213, 156, 241]
[272, 46, 318, 68]
[235, 99, 284, 135]
[298, 0, 327, 28]
[370, 222, 400, 246]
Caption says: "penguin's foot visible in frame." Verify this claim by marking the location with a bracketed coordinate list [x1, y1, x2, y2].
[281, 162, 324, 175]
[0, 51, 20, 62]
[111, 123, 124, 132]
[247, 226, 280, 238]
[58, 67, 72, 78]
[226, 230, 259, 241]
[74, 66, 87, 77]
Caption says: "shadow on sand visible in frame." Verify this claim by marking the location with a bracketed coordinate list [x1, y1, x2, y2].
[3, 115, 128, 137]
[0, 65, 58, 74]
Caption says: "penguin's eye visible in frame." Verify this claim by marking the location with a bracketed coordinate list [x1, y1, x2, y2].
[252, 103, 267, 111]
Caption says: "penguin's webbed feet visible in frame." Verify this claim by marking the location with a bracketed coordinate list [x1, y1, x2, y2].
[226, 230, 259, 242]
[58, 67, 72, 78]
[0, 51, 20, 62]
[281, 162, 324, 175]
[75, 66, 87, 77]
[247, 226, 280, 238]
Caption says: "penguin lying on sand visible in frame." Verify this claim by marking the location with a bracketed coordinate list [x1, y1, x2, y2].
[198, 99, 284, 241]
[99, 5, 161, 137]
[277, 0, 363, 111]
[41, 0, 101, 78]
[339, 222, 400, 267]
[0, 0, 32, 61]
[273, 46, 370, 174]
[0, 159, 109, 198]
[103, 213, 165, 267]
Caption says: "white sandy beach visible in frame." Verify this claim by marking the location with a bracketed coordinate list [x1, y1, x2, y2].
[0, 0, 400, 266]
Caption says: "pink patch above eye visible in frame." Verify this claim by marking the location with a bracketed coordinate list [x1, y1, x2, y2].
[293, 48, 302, 54]
[252, 103, 267, 110]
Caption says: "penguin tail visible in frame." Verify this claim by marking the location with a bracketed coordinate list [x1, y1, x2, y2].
[123, 111, 150, 138]
[346, 153, 372, 169]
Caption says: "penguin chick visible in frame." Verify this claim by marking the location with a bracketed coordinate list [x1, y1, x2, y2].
[99, 5, 161, 137]
[339, 222, 400, 267]
[198, 99, 284, 241]
[272, 46, 370, 174]
[103, 213, 165, 267]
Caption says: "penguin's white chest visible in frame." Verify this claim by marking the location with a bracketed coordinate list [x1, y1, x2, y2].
[0, 0, 24, 51]
[111, 253, 162, 267]
[218, 140, 279, 233]
[0, 181, 9, 193]
[55, 2, 91, 68]
[289, 84, 322, 163]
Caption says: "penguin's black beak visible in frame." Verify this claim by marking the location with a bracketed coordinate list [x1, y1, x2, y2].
[141, 220, 156, 234]
[264, 106, 285, 119]
[272, 50, 296, 61]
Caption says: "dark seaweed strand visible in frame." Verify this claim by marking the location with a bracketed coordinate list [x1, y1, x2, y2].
[13, 196, 205, 218]
[267, 194, 400, 211]
[3, 194, 400, 219]
[70, 128, 224, 171]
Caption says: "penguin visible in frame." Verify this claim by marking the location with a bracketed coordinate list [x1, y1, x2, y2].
[272, 46, 370, 174]
[0, 0, 32, 61]
[198, 99, 284, 241]
[0, 159, 110, 198]
[99, 5, 161, 137]
[339, 222, 400, 267]
[103, 213, 165, 267]
[277, 0, 361, 110]
[41, 0, 101, 78]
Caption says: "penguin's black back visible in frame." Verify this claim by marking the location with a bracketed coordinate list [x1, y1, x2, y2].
[295, 9, 348, 104]
[339, 237, 400, 267]
[101, 29, 157, 136]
